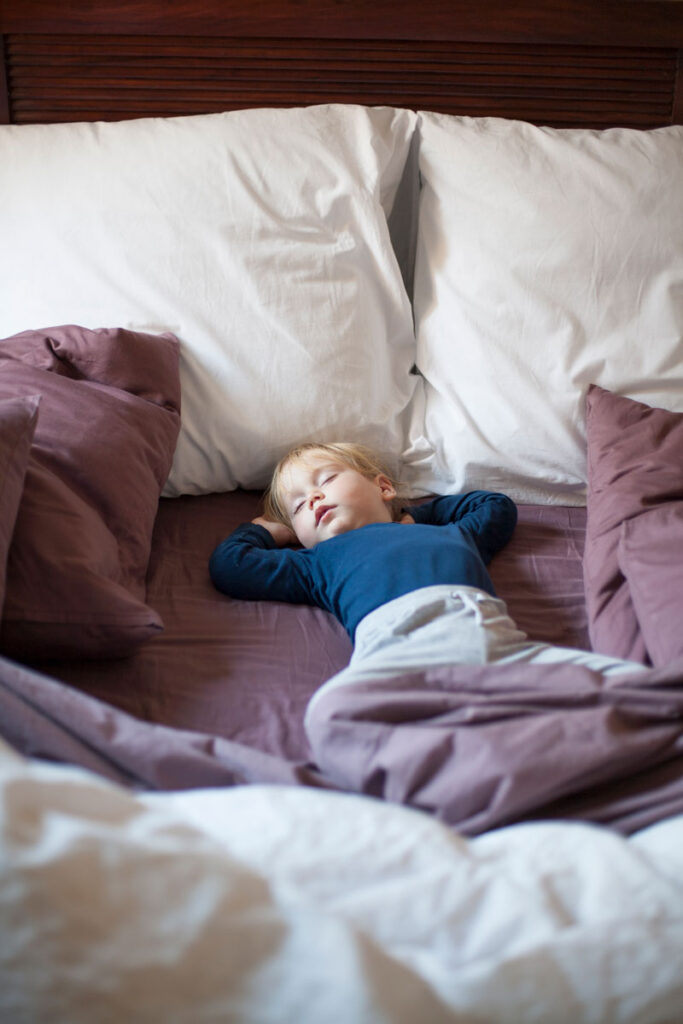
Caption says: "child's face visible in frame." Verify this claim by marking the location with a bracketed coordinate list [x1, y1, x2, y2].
[279, 453, 396, 548]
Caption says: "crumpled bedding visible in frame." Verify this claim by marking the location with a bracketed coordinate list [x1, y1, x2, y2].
[1, 737, 682, 1024]
[3, 647, 683, 837]
[305, 655, 683, 835]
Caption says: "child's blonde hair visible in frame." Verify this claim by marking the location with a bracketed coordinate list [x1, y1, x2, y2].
[264, 442, 402, 527]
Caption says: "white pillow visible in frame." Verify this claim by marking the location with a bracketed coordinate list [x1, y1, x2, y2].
[0, 105, 418, 495]
[402, 114, 683, 504]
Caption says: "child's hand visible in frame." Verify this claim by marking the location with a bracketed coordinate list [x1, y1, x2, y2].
[252, 516, 298, 547]
[399, 512, 415, 524]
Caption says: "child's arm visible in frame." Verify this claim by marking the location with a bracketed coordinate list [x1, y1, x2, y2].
[209, 521, 312, 604]
[251, 516, 298, 548]
[408, 491, 517, 563]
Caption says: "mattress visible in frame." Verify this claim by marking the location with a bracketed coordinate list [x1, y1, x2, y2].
[31, 494, 590, 763]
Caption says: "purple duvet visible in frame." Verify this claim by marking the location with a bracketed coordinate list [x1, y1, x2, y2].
[305, 656, 683, 834]
[3, 637, 683, 835]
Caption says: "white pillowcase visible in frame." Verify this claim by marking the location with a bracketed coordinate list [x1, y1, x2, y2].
[0, 105, 418, 494]
[403, 114, 683, 504]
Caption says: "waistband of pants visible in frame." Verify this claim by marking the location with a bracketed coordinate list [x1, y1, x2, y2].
[353, 584, 500, 650]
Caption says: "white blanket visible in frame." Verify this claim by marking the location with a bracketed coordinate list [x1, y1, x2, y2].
[1, 738, 682, 1023]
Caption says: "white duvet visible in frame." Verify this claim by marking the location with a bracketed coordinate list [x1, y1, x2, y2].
[1, 738, 682, 1023]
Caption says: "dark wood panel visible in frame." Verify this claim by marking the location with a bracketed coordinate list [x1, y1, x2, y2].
[0, 37, 8, 123]
[5, 35, 678, 128]
[2, 0, 683, 47]
[675, 49, 683, 123]
[8, 35, 677, 74]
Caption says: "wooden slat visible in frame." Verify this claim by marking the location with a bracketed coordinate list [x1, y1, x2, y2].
[0, 37, 9, 123]
[2, 0, 683, 48]
[7, 35, 677, 75]
[674, 49, 683, 124]
[5, 35, 678, 128]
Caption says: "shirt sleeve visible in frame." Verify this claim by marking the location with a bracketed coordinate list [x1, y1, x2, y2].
[408, 491, 517, 564]
[209, 523, 314, 605]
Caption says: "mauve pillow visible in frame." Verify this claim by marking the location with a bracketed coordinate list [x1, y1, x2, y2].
[584, 384, 683, 663]
[618, 503, 683, 667]
[0, 325, 181, 660]
[0, 395, 39, 615]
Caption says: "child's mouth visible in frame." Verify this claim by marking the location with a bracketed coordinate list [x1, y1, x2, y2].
[316, 506, 334, 526]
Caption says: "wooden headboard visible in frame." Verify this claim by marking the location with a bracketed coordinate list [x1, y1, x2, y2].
[1, 0, 682, 129]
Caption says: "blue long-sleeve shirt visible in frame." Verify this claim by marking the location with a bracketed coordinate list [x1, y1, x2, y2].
[209, 491, 517, 640]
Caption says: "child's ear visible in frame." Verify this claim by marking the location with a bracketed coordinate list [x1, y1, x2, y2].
[376, 474, 397, 502]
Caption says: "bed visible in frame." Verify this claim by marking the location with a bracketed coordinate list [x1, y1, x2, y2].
[1, 1, 683, 1020]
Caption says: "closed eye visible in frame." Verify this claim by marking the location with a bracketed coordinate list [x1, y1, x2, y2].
[291, 470, 337, 516]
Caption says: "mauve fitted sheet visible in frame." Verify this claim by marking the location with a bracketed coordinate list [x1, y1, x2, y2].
[30, 493, 590, 764]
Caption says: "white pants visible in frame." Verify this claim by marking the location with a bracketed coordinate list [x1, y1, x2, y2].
[305, 585, 646, 724]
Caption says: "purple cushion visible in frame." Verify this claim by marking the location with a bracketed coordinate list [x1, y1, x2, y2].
[584, 385, 683, 663]
[0, 396, 39, 616]
[618, 502, 683, 667]
[0, 325, 181, 660]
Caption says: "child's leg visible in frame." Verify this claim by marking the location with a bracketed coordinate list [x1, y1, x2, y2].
[304, 586, 655, 822]
[306, 585, 502, 722]
[305, 584, 645, 726]
[491, 637, 648, 676]
[466, 592, 648, 677]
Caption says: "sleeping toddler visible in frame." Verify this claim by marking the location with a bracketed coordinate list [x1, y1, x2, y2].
[209, 441, 646, 777]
